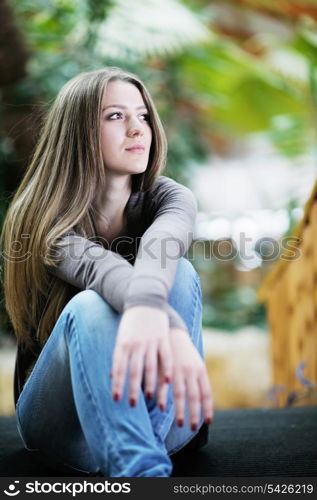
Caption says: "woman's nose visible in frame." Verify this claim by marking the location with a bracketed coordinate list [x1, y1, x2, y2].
[127, 118, 144, 137]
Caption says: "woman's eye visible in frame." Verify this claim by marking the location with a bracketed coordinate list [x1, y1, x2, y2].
[105, 111, 149, 122]
[107, 112, 122, 120]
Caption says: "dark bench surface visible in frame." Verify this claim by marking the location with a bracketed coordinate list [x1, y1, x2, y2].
[1, 406, 316, 477]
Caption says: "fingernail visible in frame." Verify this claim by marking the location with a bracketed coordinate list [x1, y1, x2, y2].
[130, 398, 136, 407]
[177, 419, 184, 427]
[146, 392, 153, 400]
[205, 417, 212, 425]
[191, 422, 197, 431]
[159, 403, 165, 411]
[164, 376, 170, 383]
[109, 371, 113, 378]
[113, 393, 119, 402]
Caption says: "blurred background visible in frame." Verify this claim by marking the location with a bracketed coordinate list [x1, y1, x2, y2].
[1, 0, 317, 415]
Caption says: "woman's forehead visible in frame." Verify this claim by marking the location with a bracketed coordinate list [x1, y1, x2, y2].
[102, 80, 146, 108]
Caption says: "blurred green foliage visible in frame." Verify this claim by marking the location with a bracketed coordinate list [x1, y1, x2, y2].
[187, 240, 268, 330]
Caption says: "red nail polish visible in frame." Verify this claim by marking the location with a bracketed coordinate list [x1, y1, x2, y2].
[205, 417, 212, 425]
[113, 393, 119, 402]
[164, 376, 170, 383]
[177, 419, 184, 427]
[191, 423, 197, 431]
[109, 371, 113, 378]
[159, 403, 165, 411]
[130, 398, 136, 407]
[146, 392, 153, 400]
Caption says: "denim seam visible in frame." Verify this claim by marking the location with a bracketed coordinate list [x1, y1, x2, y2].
[15, 404, 40, 452]
[67, 309, 126, 476]
[192, 277, 203, 354]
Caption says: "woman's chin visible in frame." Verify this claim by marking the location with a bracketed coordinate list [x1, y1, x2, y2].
[103, 162, 149, 176]
[124, 163, 148, 174]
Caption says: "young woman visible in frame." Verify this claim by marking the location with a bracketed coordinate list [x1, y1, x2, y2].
[1, 67, 213, 477]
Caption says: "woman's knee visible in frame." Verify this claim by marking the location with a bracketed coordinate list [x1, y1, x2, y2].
[64, 290, 119, 330]
[168, 258, 202, 318]
[60, 290, 120, 361]
[173, 258, 201, 295]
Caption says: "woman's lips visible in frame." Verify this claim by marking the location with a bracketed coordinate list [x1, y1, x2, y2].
[125, 144, 145, 153]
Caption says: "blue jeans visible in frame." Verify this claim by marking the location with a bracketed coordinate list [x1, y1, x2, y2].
[16, 257, 204, 477]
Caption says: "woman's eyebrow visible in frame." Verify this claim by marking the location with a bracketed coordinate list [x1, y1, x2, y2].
[102, 104, 148, 111]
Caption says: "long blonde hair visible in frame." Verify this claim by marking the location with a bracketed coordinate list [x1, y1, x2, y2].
[0, 67, 167, 348]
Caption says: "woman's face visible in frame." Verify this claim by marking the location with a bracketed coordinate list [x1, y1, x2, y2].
[100, 80, 152, 175]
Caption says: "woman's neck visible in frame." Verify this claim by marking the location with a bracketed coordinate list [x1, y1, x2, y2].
[93, 174, 132, 221]
[92, 174, 132, 244]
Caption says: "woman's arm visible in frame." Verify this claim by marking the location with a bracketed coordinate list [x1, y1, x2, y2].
[123, 176, 197, 311]
[110, 177, 210, 420]
[48, 231, 187, 331]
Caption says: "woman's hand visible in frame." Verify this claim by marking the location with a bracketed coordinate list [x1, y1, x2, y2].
[162, 327, 213, 430]
[111, 305, 173, 406]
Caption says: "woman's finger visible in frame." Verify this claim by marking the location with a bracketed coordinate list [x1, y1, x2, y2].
[186, 372, 200, 431]
[173, 370, 186, 427]
[158, 336, 173, 383]
[144, 345, 158, 399]
[128, 348, 145, 407]
[111, 343, 129, 401]
[157, 368, 169, 410]
[198, 368, 214, 424]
